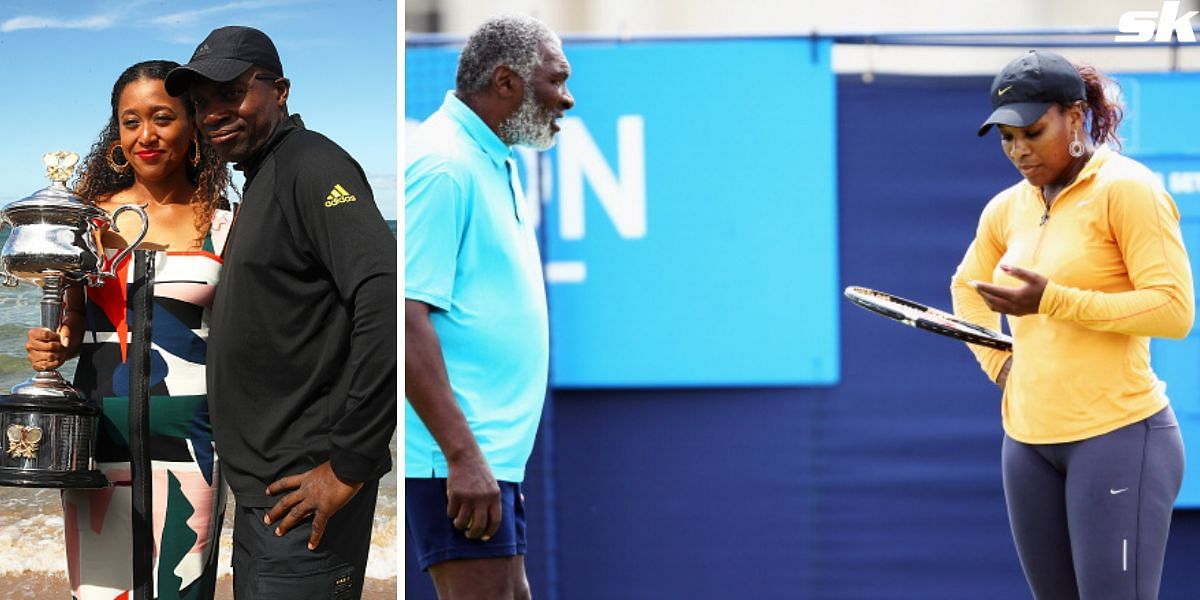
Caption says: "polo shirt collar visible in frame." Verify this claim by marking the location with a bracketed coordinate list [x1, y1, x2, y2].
[442, 91, 511, 166]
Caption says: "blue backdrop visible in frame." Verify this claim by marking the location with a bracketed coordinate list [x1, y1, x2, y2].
[406, 38, 840, 387]
[1118, 71, 1200, 507]
[405, 45, 1200, 599]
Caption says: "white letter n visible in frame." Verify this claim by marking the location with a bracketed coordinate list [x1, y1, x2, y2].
[558, 116, 646, 240]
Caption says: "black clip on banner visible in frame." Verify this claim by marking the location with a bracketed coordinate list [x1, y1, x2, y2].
[128, 250, 155, 600]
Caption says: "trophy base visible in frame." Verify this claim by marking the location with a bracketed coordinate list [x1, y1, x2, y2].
[10, 370, 84, 400]
[0, 468, 108, 488]
[0, 393, 109, 489]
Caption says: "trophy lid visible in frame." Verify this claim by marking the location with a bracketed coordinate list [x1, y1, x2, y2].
[4, 152, 104, 216]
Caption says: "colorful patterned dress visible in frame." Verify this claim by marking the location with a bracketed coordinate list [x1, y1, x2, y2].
[61, 210, 231, 600]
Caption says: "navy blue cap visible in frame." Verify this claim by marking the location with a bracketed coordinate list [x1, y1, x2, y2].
[977, 50, 1086, 136]
[165, 26, 283, 96]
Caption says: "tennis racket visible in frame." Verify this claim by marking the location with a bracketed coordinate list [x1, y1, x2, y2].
[844, 286, 1012, 351]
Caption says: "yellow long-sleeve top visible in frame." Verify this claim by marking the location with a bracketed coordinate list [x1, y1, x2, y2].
[951, 146, 1195, 444]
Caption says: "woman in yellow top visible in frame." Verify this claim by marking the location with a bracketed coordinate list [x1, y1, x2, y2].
[953, 50, 1194, 599]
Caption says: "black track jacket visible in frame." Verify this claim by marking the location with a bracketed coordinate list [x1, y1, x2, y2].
[207, 115, 397, 507]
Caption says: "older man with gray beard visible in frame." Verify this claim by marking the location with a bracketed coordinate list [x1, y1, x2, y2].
[404, 14, 574, 600]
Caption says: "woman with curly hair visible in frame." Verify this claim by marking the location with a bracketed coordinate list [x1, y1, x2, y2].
[953, 50, 1193, 598]
[25, 59, 234, 599]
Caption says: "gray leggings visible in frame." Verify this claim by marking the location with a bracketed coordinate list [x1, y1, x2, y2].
[1002, 406, 1184, 600]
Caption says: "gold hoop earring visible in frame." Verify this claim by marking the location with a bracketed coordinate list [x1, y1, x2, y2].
[190, 135, 201, 167]
[107, 143, 129, 173]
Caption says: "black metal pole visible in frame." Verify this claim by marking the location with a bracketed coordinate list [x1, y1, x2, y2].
[128, 250, 155, 600]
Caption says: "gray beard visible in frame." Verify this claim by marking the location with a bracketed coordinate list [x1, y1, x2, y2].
[499, 91, 556, 150]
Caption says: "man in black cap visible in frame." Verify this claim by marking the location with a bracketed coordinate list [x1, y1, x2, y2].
[165, 25, 396, 599]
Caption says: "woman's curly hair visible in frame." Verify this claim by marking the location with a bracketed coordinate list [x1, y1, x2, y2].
[1069, 63, 1124, 150]
[73, 60, 233, 248]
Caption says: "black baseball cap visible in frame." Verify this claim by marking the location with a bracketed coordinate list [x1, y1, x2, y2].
[165, 26, 284, 96]
[976, 50, 1085, 136]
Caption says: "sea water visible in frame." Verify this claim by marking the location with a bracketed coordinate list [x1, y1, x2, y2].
[0, 222, 399, 579]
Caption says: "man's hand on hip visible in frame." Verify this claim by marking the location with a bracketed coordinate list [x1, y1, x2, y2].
[264, 461, 365, 550]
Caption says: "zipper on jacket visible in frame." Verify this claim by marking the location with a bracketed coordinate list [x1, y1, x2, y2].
[1031, 152, 1096, 261]
[1031, 197, 1053, 263]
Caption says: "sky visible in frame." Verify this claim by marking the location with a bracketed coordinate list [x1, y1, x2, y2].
[0, 0, 397, 219]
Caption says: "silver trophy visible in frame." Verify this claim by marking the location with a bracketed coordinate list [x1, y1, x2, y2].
[0, 151, 148, 488]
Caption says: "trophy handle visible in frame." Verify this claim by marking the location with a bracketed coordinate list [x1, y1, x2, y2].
[0, 217, 15, 287]
[102, 204, 150, 278]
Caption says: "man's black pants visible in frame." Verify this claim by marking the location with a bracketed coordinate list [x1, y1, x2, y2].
[232, 479, 380, 599]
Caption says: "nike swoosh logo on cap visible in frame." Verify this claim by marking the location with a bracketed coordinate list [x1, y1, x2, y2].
[998, 85, 1014, 96]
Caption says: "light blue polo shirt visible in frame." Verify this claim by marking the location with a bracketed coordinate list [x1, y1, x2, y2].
[405, 92, 549, 483]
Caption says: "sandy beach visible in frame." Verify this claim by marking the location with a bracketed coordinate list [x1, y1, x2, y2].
[0, 572, 398, 598]
[0, 464, 398, 599]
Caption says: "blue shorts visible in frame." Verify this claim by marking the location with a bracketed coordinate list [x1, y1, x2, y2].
[405, 478, 526, 571]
